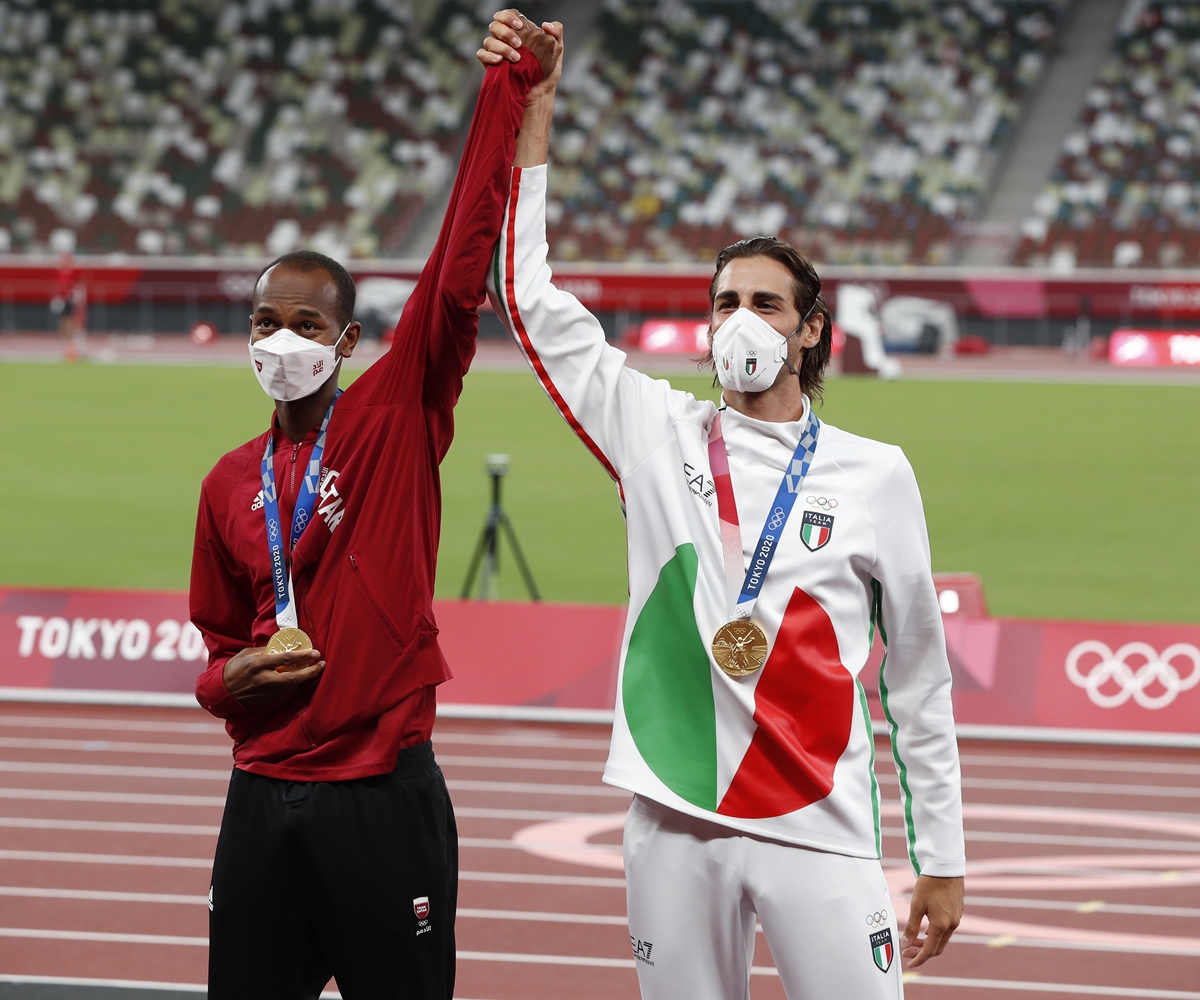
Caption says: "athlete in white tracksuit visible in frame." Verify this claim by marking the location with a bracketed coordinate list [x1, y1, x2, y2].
[479, 13, 965, 999]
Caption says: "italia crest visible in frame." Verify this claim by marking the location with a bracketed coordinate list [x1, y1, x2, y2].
[800, 510, 833, 551]
[870, 928, 893, 973]
[745, 355, 757, 374]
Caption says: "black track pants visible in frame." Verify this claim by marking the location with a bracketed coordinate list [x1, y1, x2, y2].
[208, 742, 457, 1000]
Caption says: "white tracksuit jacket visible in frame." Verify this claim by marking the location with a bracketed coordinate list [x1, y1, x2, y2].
[489, 165, 965, 878]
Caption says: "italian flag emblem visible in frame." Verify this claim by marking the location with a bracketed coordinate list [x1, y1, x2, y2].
[870, 929, 894, 972]
[800, 510, 833, 551]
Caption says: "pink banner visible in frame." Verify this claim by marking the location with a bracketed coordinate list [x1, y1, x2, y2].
[1109, 329, 1200, 366]
[1, 587, 1196, 739]
[0, 588, 624, 711]
[5, 260, 1200, 322]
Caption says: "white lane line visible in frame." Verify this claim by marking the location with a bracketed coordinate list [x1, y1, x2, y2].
[446, 779, 629, 798]
[0, 974, 206, 992]
[0, 787, 226, 806]
[0, 817, 219, 835]
[882, 826, 1200, 853]
[0, 715, 225, 735]
[461, 870, 625, 888]
[440, 755, 605, 772]
[962, 895, 1200, 919]
[0, 761, 230, 780]
[878, 773, 1200, 799]
[460, 837, 619, 858]
[456, 806, 610, 821]
[0, 849, 210, 868]
[960, 754, 1200, 777]
[456, 950, 779, 975]
[951, 932, 1200, 958]
[437, 732, 611, 751]
[0, 737, 230, 757]
[0, 885, 207, 905]
[903, 974, 1200, 998]
[0, 926, 206, 946]
[459, 908, 627, 926]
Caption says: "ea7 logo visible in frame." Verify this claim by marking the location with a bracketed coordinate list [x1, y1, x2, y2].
[630, 937, 655, 966]
[683, 462, 716, 507]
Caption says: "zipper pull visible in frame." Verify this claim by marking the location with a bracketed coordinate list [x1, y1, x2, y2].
[349, 553, 357, 569]
[290, 442, 301, 463]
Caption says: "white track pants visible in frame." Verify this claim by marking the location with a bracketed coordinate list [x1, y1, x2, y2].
[624, 796, 903, 1000]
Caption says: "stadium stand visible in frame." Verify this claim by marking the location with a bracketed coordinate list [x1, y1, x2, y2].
[0, 0, 1090, 267]
[546, 0, 1066, 265]
[0, 0, 488, 258]
[1013, 0, 1200, 269]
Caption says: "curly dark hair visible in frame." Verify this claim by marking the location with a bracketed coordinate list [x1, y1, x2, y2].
[699, 236, 832, 401]
[256, 249, 357, 329]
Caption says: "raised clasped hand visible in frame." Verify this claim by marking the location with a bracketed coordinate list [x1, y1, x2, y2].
[476, 9, 564, 104]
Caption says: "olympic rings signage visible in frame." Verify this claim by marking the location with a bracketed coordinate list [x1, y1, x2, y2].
[1065, 641, 1200, 710]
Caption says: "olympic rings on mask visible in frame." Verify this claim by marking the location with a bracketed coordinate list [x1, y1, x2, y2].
[1065, 641, 1200, 709]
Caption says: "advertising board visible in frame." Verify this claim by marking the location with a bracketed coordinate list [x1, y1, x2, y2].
[1, 587, 1196, 745]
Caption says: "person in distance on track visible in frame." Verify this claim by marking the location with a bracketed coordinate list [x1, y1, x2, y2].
[188, 22, 561, 1000]
[478, 13, 963, 1000]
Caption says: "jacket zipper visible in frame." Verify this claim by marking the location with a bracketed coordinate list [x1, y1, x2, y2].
[288, 441, 300, 507]
[348, 552, 407, 646]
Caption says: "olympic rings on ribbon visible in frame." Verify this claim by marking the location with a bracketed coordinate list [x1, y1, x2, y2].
[865, 910, 889, 928]
[806, 496, 838, 510]
[1065, 641, 1200, 709]
[767, 506, 787, 530]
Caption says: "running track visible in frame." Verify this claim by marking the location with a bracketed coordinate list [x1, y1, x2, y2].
[0, 704, 1196, 999]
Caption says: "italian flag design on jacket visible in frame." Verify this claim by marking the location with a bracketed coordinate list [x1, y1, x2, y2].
[488, 165, 965, 878]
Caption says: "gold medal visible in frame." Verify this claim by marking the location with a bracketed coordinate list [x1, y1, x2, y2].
[267, 627, 312, 671]
[711, 619, 769, 677]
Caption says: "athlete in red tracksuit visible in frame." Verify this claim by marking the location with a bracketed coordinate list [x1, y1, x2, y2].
[189, 27, 559, 999]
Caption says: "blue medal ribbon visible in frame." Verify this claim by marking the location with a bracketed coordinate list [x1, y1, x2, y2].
[731, 411, 821, 620]
[260, 392, 339, 629]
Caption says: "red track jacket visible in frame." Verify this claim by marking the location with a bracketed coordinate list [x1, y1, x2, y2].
[190, 51, 544, 781]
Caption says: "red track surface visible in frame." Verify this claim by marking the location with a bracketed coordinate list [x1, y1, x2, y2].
[0, 703, 1196, 998]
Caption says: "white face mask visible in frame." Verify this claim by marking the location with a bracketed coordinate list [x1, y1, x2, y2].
[711, 308, 796, 393]
[249, 324, 349, 401]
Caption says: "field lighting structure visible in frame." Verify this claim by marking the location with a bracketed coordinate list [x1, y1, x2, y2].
[461, 454, 541, 601]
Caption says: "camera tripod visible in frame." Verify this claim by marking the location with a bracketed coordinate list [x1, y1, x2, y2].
[460, 454, 540, 601]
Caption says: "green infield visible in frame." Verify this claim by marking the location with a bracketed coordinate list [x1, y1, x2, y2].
[2, 360, 1197, 622]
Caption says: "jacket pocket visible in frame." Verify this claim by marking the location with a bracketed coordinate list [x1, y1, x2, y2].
[348, 550, 411, 650]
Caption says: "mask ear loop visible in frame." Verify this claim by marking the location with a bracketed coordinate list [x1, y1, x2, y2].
[330, 322, 351, 366]
[779, 298, 819, 387]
